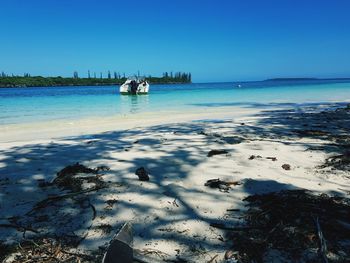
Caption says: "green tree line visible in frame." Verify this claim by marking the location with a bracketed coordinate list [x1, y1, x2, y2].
[0, 71, 192, 88]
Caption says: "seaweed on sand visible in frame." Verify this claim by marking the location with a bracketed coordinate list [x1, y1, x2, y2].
[295, 129, 330, 137]
[320, 151, 350, 171]
[1, 237, 104, 263]
[204, 178, 241, 192]
[224, 190, 350, 263]
[1, 163, 113, 262]
[53, 162, 108, 192]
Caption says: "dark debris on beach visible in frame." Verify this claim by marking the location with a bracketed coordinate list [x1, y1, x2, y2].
[319, 151, 350, 171]
[53, 162, 109, 192]
[0, 237, 104, 263]
[274, 104, 350, 172]
[1, 163, 113, 263]
[2, 105, 350, 263]
[204, 178, 241, 192]
[221, 190, 350, 263]
[207, 149, 229, 157]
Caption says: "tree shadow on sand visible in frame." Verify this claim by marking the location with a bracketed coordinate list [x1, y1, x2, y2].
[0, 102, 349, 262]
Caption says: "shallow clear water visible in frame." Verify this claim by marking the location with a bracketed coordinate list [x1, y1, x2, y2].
[1, 80, 350, 125]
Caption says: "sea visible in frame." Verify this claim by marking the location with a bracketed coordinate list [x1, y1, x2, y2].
[1, 80, 350, 125]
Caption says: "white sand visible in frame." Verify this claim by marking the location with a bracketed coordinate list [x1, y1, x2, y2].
[0, 104, 349, 262]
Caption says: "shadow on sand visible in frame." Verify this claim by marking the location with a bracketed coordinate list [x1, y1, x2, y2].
[0, 102, 349, 261]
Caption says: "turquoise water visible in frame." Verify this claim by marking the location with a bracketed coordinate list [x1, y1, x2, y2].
[1, 80, 350, 125]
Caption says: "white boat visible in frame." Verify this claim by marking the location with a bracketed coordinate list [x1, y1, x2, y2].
[119, 78, 149, 95]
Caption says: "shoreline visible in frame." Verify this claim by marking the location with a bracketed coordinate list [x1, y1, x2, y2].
[1, 103, 350, 262]
[0, 107, 259, 143]
[2, 100, 350, 143]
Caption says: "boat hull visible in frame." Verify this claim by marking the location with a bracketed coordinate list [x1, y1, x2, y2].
[119, 80, 149, 95]
[120, 92, 148, 95]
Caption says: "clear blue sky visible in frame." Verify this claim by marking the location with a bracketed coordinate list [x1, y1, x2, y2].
[1, 0, 350, 82]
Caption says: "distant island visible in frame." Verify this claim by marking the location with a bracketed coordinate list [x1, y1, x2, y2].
[266, 77, 350, 81]
[0, 71, 192, 88]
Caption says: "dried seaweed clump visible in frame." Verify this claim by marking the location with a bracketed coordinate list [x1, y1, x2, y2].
[53, 163, 108, 192]
[227, 190, 350, 263]
[320, 151, 350, 171]
[1, 238, 103, 263]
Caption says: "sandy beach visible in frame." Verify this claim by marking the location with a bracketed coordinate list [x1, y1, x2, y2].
[1, 103, 349, 262]
[2, 0, 350, 261]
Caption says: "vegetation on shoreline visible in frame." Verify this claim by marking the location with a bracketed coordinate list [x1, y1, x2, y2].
[0, 71, 192, 88]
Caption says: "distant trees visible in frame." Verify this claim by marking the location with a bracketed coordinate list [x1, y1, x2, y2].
[161, 71, 191, 83]
[0, 71, 192, 87]
[114, 72, 121, 79]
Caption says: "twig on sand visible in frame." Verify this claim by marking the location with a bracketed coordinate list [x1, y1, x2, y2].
[60, 249, 94, 259]
[26, 186, 106, 215]
[207, 254, 218, 263]
[209, 222, 263, 231]
[88, 199, 97, 220]
[132, 248, 170, 263]
[315, 217, 329, 263]
[20, 238, 40, 247]
[226, 209, 240, 212]
[141, 248, 170, 257]
[3, 237, 102, 262]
